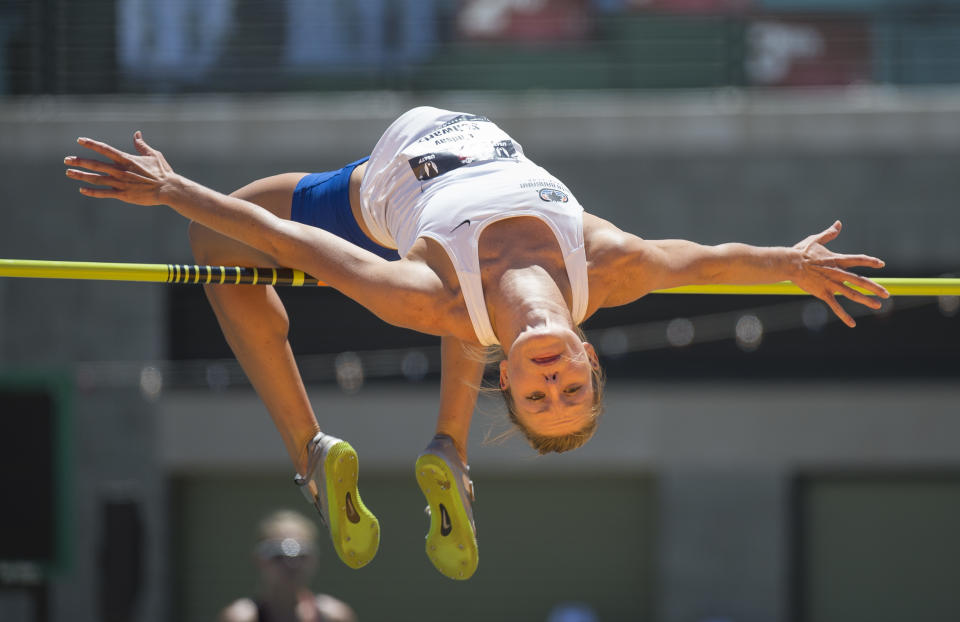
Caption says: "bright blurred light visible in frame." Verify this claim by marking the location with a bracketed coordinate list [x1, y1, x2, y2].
[334, 352, 364, 394]
[280, 537, 302, 557]
[205, 363, 230, 391]
[599, 327, 628, 357]
[401, 350, 429, 382]
[735, 314, 763, 352]
[802, 300, 830, 332]
[938, 295, 959, 317]
[139, 366, 163, 400]
[666, 318, 695, 347]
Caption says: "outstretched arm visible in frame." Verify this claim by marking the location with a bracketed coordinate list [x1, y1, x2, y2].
[65, 133, 455, 336]
[597, 221, 888, 327]
[434, 337, 485, 465]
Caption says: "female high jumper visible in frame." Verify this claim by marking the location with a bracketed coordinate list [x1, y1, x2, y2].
[64, 106, 888, 580]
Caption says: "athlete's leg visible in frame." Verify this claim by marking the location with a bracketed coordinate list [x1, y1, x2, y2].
[188, 172, 319, 472]
[189, 169, 380, 570]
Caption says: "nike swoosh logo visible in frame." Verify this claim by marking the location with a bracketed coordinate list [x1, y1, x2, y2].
[439, 504, 452, 536]
[345, 492, 361, 524]
[451, 219, 471, 233]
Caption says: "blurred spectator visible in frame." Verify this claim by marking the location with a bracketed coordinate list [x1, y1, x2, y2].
[219, 510, 357, 622]
[285, 0, 436, 70]
[457, 0, 591, 41]
[117, 0, 232, 83]
[746, 18, 871, 86]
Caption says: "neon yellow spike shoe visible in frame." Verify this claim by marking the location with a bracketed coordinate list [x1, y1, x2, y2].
[416, 434, 478, 580]
[295, 432, 379, 569]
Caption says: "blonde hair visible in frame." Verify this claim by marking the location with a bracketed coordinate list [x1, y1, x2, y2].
[487, 326, 606, 455]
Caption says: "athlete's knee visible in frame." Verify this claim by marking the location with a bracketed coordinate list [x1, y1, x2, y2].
[188, 220, 216, 262]
[189, 220, 239, 266]
[228, 174, 300, 219]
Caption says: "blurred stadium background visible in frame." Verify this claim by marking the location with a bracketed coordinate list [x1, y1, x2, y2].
[1, 1, 960, 621]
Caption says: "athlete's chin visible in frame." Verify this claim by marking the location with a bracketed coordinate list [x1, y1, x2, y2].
[510, 328, 577, 360]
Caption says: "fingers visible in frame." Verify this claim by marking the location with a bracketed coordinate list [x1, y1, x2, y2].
[133, 130, 152, 156]
[827, 254, 886, 270]
[65, 152, 154, 185]
[76, 137, 131, 164]
[64, 155, 125, 177]
[65, 164, 150, 187]
[814, 220, 842, 245]
[809, 270, 890, 327]
[835, 282, 883, 310]
[817, 291, 857, 328]
[65, 168, 123, 188]
[813, 266, 890, 299]
[77, 185, 123, 199]
[848, 274, 889, 299]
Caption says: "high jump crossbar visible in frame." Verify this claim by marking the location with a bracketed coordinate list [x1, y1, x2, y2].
[1, 259, 958, 296]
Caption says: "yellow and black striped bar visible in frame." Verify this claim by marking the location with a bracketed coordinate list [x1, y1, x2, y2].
[0, 259, 325, 287]
[2, 259, 959, 296]
[163, 264, 321, 286]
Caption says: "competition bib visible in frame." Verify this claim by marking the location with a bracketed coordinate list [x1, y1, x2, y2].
[405, 115, 521, 182]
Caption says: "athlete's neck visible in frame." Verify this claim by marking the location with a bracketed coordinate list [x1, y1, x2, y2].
[487, 264, 575, 353]
[480, 217, 574, 349]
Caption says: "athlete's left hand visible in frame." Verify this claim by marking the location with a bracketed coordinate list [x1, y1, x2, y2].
[789, 220, 888, 327]
[65, 131, 175, 206]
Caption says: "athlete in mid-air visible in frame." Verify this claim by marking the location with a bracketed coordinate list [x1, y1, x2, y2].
[65, 106, 888, 580]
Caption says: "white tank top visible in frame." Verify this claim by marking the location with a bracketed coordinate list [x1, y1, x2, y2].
[359, 107, 588, 346]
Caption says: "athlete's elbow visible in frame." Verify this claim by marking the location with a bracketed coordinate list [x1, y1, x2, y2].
[662, 248, 725, 285]
[694, 256, 726, 282]
[390, 294, 451, 336]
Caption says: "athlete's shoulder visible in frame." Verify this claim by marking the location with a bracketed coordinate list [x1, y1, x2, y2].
[583, 212, 635, 256]
[581, 212, 649, 312]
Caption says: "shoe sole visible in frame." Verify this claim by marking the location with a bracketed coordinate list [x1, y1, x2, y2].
[323, 441, 379, 569]
[415, 453, 478, 580]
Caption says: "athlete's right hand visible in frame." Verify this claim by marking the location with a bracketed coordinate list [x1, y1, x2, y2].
[788, 221, 888, 327]
[65, 131, 176, 206]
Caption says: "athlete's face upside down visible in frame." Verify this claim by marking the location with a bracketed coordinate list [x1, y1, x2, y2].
[499, 326, 603, 453]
